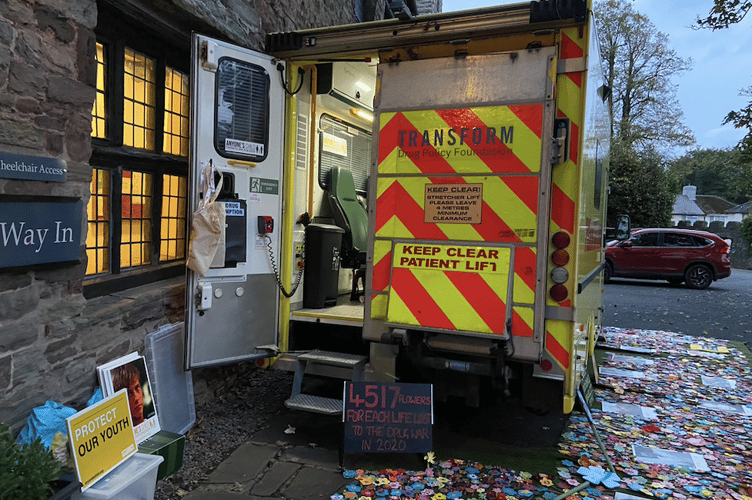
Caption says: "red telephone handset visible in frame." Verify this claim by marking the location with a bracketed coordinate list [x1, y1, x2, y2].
[258, 216, 274, 235]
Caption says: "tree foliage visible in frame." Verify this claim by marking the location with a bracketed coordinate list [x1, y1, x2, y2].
[723, 85, 752, 160]
[742, 216, 752, 253]
[667, 148, 752, 204]
[594, 0, 695, 153]
[695, 0, 751, 29]
[607, 140, 675, 228]
[695, 1, 752, 157]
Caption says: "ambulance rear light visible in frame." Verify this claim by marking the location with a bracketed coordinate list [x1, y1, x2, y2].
[549, 284, 568, 302]
[551, 249, 569, 266]
[552, 231, 570, 249]
[550, 267, 568, 284]
[540, 359, 553, 372]
[549, 230, 571, 303]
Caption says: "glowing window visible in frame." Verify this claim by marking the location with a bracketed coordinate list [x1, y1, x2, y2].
[124, 48, 156, 150]
[160, 174, 188, 262]
[121, 170, 153, 269]
[163, 68, 190, 156]
[86, 168, 111, 275]
[91, 43, 107, 139]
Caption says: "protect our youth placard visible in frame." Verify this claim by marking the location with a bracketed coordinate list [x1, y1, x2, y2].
[66, 390, 137, 490]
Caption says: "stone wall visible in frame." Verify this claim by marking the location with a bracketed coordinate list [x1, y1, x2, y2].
[0, 0, 97, 432]
[0, 0, 391, 434]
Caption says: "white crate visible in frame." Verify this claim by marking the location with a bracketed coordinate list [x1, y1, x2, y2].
[72, 453, 164, 500]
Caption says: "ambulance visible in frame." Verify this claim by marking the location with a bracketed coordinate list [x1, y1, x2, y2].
[184, 0, 627, 413]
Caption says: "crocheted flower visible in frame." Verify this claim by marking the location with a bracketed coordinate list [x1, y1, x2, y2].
[576, 466, 620, 489]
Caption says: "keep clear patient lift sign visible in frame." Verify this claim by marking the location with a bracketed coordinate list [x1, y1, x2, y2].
[66, 389, 137, 491]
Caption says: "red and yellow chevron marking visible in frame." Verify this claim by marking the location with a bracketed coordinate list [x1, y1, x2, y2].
[387, 243, 511, 334]
[512, 306, 534, 338]
[547, 27, 586, 312]
[375, 176, 539, 244]
[378, 105, 544, 175]
[371, 293, 388, 321]
[513, 246, 537, 305]
[545, 319, 571, 370]
[372, 239, 392, 293]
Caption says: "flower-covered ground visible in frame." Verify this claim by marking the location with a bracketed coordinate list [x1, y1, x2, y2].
[332, 327, 752, 500]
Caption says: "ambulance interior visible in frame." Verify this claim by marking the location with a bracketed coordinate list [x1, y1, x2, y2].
[287, 60, 378, 329]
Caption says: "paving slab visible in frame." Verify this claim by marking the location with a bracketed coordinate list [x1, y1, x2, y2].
[208, 442, 279, 484]
[250, 461, 301, 496]
[184, 488, 248, 500]
[281, 445, 340, 469]
[281, 466, 349, 499]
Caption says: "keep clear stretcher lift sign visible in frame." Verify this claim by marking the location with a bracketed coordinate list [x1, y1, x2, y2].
[66, 389, 137, 491]
[344, 382, 433, 453]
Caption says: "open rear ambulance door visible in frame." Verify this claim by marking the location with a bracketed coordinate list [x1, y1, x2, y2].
[366, 48, 558, 364]
[185, 34, 285, 369]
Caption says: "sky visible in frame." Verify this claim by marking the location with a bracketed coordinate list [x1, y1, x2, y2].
[440, 0, 752, 155]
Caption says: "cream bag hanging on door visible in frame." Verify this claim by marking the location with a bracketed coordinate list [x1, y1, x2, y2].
[186, 159, 226, 276]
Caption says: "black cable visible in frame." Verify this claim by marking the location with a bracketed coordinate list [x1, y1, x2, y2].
[276, 63, 305, 96]
[265, 233, 305, 298]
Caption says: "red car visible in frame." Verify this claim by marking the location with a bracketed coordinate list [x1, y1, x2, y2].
[605, 228, 731, 289]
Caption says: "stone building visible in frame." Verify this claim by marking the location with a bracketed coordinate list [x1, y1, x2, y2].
[0, 0, 442, 433]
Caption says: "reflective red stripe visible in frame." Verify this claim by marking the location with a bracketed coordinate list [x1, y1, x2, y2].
[546, 330, 570, 368]
[508, 104, 543, 139]
[391, 268, 455, 330]
[514, 247, 537, 292]
[371, 251, 391, 292]
[445, 271, 506, 334]
[379, 112, 456, 174]
[551, 184, 575, 234]
[503, 176, 540, 214]
[567, 71, 582, 87]
[477, 202, 522, 243]
[434, 108, 529, 174]
[512, 310, 533, 338]
[560, 33, 583, 59]
[375, 181, 448, 239]
[569, 121, 579, 164]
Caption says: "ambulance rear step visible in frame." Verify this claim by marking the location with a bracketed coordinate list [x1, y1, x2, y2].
[284, 350, 367, 415]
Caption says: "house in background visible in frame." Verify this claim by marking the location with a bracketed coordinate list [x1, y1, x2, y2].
[726, 201, 750, 223]
[672, 185, 744, 227]
[672, 185, 705, 226]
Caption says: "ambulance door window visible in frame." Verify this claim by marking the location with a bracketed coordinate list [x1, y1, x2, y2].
[214, 58, 270, 162]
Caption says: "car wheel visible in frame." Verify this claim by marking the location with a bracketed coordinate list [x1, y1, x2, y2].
[667, 278, 683, 285]
[684, 264, 712, 289]
[604, 262, 612, 284]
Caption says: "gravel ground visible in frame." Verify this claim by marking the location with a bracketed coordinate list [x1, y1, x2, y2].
[154, 366, 293, 500]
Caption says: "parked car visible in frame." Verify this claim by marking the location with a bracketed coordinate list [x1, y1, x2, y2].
[604, 228, 731, 289]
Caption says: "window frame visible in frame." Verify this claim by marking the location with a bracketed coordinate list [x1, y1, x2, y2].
[85, 8, 191, 298]
[317, 113, 372, 197]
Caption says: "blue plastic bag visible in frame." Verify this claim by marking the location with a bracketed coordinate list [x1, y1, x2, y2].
[86, 387, 103, 407]
[16, 400, 77, 450]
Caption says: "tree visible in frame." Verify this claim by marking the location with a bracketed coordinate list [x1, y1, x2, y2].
[695, 1, 752, 158]
[607, 140, 675, 228]
[667, 148, 752, 204]
[695, 0, 751, 29]
[595, 0, 695, 153]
